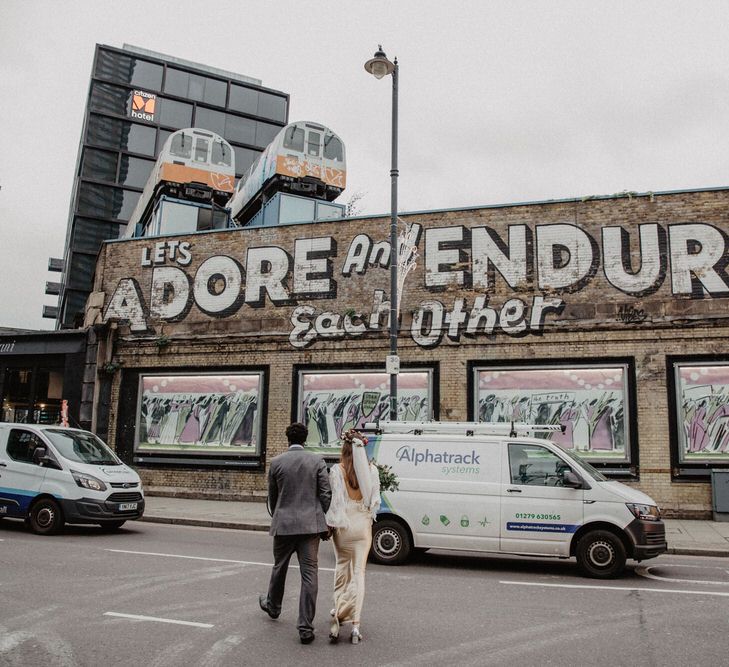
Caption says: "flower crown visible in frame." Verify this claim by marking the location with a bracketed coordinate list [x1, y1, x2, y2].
[342, 428, 368, 447]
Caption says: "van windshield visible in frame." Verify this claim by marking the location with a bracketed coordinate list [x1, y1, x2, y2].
[557, 448, 608, 481]
[44, 430, 121, 466]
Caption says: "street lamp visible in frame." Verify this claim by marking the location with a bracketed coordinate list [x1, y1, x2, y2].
[364, 45, 399, 421]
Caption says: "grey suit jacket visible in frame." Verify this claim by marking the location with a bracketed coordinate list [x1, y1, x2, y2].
[268, 446, 332, 536]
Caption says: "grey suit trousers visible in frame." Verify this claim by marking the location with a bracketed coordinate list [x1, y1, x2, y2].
[267, 533, 320, 633]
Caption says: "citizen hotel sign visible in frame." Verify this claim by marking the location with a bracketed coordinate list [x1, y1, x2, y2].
[102, 217, 729, 348]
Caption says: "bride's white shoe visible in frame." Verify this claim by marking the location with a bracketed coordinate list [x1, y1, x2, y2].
[351, 626, 362, 644]
[329, 609, 340, 643]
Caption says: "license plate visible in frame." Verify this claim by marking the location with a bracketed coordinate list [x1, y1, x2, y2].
[119, 502, 138, 511]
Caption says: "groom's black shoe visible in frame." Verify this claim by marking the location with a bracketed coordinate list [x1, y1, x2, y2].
[258, 595, 280, 619]
[300, 631, 315, 644]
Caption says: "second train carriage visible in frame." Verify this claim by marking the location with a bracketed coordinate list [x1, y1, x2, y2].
[227, 121, 346, 226]
[125, 128, 236, 237]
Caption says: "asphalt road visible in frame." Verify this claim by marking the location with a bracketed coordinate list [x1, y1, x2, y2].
[2, 518, 728, 666]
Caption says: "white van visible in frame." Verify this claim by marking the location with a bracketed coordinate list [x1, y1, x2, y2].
[364, 421, 667, 578]
[0, 424, 144, 535]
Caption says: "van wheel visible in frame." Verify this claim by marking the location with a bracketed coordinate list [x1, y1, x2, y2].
[370, 519, 411, 565]
[576, 529, 626, 579]
[99, 520, 126, 531]
[29, 499, 63, 535]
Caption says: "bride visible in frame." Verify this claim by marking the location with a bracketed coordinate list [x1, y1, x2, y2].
[325, 429, 381, 644]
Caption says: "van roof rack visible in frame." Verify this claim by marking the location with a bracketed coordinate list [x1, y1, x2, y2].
[362, 421, 564, 437]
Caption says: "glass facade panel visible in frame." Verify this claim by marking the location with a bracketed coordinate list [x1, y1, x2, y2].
[125, 123, 158, 156]
[163, 67, 189, 97]
[258, 92, 287, 122]
[256, 121, 281, 147]
[89, 82, 130, 116]
[61, 289, 88, 326]
[119, 155, 155, 188]
[165, 69, 227, 107]
[95, 48, 163, 90]
[81, 148, 118, 183]
[188, 73, 205, 101]
[194, 107, 226, 136]
[71, 217, 122, 253]
[202, 77, 227, 107]
[157, 98, 192, 128]
[86, 115, 156, 156]
[229, 84, 258, 115]
[86, 114, 122, 150]
[67, 252, 97, 290]
[297, 370, 432, 452]
[474, 365, 630, 462]
[77, 183, 140, 221]
[674, 362, 729, 463]
[119, 189, 141, 220]
[232, 145, 259, 177]
[135, 373, 263, 456]
[225, 114, 256, 145]
[156, 129, 172, 155]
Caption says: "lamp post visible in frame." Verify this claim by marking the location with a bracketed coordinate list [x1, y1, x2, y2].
[364, 46, 399, 421]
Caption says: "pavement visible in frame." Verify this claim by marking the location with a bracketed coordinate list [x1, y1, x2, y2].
[141, 495, 729, 558]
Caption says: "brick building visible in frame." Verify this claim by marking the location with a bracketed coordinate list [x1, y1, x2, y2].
[86, 187, 729, 517]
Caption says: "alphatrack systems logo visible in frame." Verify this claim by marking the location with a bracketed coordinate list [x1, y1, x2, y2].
[129, 90, 156, 121]
[395, 446, 480, 466]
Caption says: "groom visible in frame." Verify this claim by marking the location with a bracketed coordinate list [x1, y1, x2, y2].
[259, 422, 331, 644]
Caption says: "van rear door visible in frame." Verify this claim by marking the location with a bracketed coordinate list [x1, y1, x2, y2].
[0, 428, 47, 518]
[500, 441, 584, 556]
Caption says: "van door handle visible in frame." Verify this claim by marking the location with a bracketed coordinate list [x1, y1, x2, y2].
[0, 462, 7, 467]
[506, 488, 522, 493]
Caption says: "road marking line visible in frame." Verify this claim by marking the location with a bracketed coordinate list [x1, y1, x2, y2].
[104, 612, 213, 628]
[104, 548, 336, 572]
[636, 565, 729, 586]
[500, 580, 729, 597]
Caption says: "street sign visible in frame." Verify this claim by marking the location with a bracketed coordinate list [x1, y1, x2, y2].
[386, 354, 400, 375]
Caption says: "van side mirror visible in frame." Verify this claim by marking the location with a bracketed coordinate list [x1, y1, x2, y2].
[562, 470, 583, 489]
[33, 446, 61, 470]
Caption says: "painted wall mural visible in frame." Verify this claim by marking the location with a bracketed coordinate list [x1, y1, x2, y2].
[475, 366, 628, 461]
[299, 370, 431, 452]
[676, 364, 729, 461]
[136, 373, 261, 455]
[102, 219, 729, 349]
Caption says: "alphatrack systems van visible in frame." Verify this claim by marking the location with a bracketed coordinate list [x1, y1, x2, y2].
[0, 424, 144, 534]
[364, 421, 667, 578]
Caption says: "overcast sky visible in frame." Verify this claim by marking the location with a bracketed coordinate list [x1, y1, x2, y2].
[1, 0, 728, 330]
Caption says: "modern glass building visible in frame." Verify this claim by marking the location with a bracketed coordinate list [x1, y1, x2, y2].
[53, 44, 289, 328]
